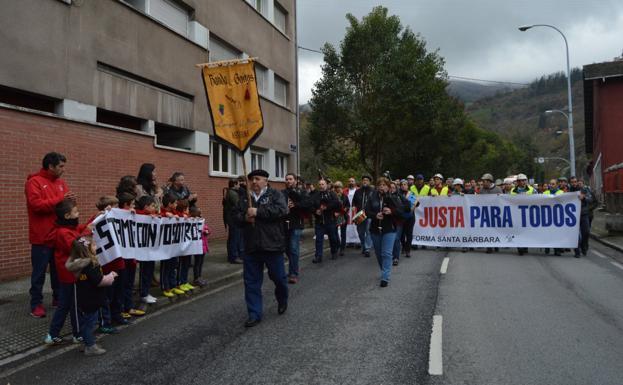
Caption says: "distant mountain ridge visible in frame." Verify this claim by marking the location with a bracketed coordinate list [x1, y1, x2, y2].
[447, 79, 525, 104]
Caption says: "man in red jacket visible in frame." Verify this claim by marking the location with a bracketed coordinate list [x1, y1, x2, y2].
[25, 152, 75, 318]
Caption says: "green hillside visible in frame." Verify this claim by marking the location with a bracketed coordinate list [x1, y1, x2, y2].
[465, 69, 587, 181]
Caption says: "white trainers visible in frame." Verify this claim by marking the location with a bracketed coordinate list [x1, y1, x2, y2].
[141, 294, 157, 304]
[84, 344, 106, 356]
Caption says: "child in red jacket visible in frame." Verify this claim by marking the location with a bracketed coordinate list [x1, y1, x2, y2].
[190, 206, 210, 288]
[117, 192, 146, 319]
[176, 199, 195, 293]
[44, 199, 92, 345]
[135, 195, 159, 304]
[160, 192, 182, 298]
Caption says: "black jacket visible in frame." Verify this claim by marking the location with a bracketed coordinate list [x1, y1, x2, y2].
[338, 193, 350, 220]
[281, 187, 311, 230]
[234, 187, 288, 254]
[352, 186, 374, 211]
[309, 189, 341, 225]
[365, 191, 408, 234]
[75, 262, 107, 313]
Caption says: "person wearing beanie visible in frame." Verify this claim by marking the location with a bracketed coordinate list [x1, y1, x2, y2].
[233, 169, 289, 328]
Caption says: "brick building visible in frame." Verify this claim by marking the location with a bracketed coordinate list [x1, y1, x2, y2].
[583, 58, 623, 231]
[0, 0, 298, 280]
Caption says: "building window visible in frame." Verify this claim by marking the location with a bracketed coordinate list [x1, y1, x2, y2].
[255, 64, 269, 96]
[274, 75, 288, 106]
[209, 37, 242, 61]
[122, 0, 192, 38]
[97, 108, 143, 131]
[212, 141, 239, 174]
[155, 123, 194, 150]
[251, 151, 265, 171]
[252, 0, 266, 15]
[274, 3, 287, 34]
[0, 85, 58, 113]
[275, 153, 287, 179]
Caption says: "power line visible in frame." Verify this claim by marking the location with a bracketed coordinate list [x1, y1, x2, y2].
[298, 46, 323, 54]
[298, 45, 531, 87]
[448, 75, 529, 86]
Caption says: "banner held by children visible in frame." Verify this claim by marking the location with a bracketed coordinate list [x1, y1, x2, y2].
[92, 209, 204, 266]
[199, 58, 264, 153]
[412, 193, 581, 248]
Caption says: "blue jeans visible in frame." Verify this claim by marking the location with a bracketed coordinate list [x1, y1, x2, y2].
[30, 244, 59, 309]
[49, 283, 78, 338]
[178, 255, 191, 285]
[227, 225, 243, 262]
[315, 223, 338, 260]
[285, 228, 302, 277]
[243, 252, 288, 321]
[79, 310, 98, 347]
[393, 225, 404, 260]
[371, 232, 397, 282]
[139, 261, 155, 298]
[357, 218, 372, 252]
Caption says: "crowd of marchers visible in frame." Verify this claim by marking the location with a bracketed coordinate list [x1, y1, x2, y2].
[221, 171, 596, 296]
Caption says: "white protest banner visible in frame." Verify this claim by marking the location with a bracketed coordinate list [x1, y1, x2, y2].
[92, 209, 204, 265]
[412, 193, 580, 248]
[345, 206, 361, 244]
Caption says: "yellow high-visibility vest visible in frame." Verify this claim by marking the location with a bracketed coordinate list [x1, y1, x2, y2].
[430, 186, 449, 196]
[543, 189, 563, 195]
[410, 184, 431, 197]
[510, 185, 535, 195]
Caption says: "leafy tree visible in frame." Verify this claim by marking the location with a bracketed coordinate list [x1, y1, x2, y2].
[308, 6, 525, 181]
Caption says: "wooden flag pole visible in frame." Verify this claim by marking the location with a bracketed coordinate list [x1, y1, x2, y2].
[195, 57, 258, 68]
[242, 153, 252, 209]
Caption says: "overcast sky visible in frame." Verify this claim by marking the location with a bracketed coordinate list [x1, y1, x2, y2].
[297, 0, 623, 103]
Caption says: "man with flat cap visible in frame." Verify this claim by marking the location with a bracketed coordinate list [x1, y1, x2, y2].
[233, 169, 289, 327]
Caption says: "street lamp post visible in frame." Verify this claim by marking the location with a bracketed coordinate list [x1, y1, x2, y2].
[519, 24, 576, 177]
[545, 109, 568, 135]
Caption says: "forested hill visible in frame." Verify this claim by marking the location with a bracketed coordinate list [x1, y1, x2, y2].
[464, 68, 588, 179]
[447, 79, 522, 104]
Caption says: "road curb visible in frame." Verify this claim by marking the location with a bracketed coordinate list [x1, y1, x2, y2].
[0, 249, 320, 374]
[590, 232, 623, 253]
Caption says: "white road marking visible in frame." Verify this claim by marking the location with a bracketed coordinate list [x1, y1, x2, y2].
[429, 315, 443, 376]
[440, 257, 449, 274]
[592, 250, 609, 259]
[611, 261, 623, 271]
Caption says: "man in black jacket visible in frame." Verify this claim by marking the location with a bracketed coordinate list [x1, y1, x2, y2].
[233, 169, 288, 327]
[352, 175, 374, 257]
[310, 179, 340, 262]
[282, 173, 310, 283]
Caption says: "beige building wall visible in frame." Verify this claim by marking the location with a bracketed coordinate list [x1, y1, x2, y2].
[0, 0, 298, 178]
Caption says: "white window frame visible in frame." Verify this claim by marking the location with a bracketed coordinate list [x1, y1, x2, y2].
[149, 0, 189, 37]
[211, 140, 240, 176]
[274, 3, 287, 34]
[255, 64, 269, 97]
[251, 150, 265, 171]
[274, 74, 288, 107]
[275, 153, 287, 179]
[209, 37, 242, 62]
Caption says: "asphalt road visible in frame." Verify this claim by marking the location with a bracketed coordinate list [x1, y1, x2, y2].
[1, 248, 443, 385]
[3, 242, 623, 385]
[431, 242, 623, 385]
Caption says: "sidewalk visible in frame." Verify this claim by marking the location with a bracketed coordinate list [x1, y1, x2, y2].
[590, 208, 623, 253]
[0, 229, 318, 365]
